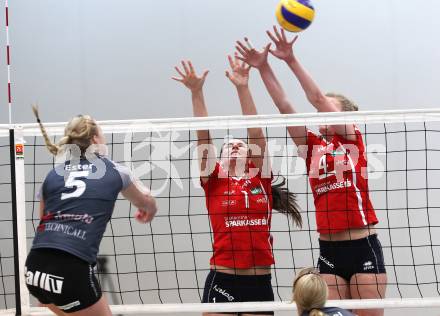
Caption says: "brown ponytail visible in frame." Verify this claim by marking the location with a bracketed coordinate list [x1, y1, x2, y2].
[271, 176, 302, 228]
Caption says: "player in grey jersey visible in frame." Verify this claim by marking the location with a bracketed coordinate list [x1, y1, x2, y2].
[293, 268, 355, 316]
[25, 106, 157, 316]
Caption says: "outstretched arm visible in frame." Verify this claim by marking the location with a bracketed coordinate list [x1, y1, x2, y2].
[235, 39, 307, 146]
[172, 61, 216, 184]
[122, 182, 157, 223]
[267, 26, 355, 140]
[225, 53, 269, 173]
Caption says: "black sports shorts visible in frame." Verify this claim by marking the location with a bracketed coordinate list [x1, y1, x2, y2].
[317, 234, 386, 282]
[25, 248, 102, 313]
[202, 270, 274, 315]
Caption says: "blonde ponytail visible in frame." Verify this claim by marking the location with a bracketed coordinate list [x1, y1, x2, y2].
[32, 105, 99, 156]
[32, 104, 60, 155]
[309, 308, 326, 316]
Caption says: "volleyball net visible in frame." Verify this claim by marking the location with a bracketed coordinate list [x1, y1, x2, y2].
[1, 109, 440, 315]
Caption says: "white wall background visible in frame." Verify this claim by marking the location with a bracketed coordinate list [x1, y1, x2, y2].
[0, 0, 440, 124]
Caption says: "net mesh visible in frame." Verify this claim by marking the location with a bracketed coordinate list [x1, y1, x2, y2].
[2, 111, 440, 313]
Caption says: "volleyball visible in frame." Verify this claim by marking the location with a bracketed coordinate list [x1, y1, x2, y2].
[275, 0, 315, 33]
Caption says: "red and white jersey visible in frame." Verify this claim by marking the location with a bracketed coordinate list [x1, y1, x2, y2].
[299, 127, 378, 234]
[201, 162, 274, 268]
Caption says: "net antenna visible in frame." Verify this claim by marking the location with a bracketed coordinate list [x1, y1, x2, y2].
[4, 0, 12, 125]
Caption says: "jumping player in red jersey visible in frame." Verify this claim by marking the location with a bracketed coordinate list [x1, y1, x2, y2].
[235, 27, 387, 316]
[172, 57, 302, 316]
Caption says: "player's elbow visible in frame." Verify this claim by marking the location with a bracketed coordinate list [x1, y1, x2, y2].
[307, 92, 327, 108]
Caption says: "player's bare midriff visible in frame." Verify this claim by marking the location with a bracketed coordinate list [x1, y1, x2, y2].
[319, 224, 377, 241]
[211, 265, 271, 275]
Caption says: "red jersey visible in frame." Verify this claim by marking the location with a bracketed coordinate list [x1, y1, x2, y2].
[299, 127, 378, 234]
[201, 162, 274, 268]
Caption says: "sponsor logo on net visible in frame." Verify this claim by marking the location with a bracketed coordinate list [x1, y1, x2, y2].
[110, 126, 386, 195]
[123, 122, 191, 195]
[47, 127, 386, 193]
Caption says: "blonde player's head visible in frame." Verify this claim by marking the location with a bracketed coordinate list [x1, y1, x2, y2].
[292, 268, 328, 316]
[319, 93, 358, 138]
[32, 105, 106, 156]
[325, 93, 359, 112]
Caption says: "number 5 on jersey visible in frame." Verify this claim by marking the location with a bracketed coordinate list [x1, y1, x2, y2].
[61, 171, 89, 200]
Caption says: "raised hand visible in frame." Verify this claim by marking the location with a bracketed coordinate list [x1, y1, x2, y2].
[225, 53, 251, 87]
[172, 60, 209, 93]
[235, 37, 271, 69]
[266, 25, 298, 63]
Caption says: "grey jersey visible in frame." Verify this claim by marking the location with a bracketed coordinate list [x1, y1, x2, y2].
[32, 156, 133, 263]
